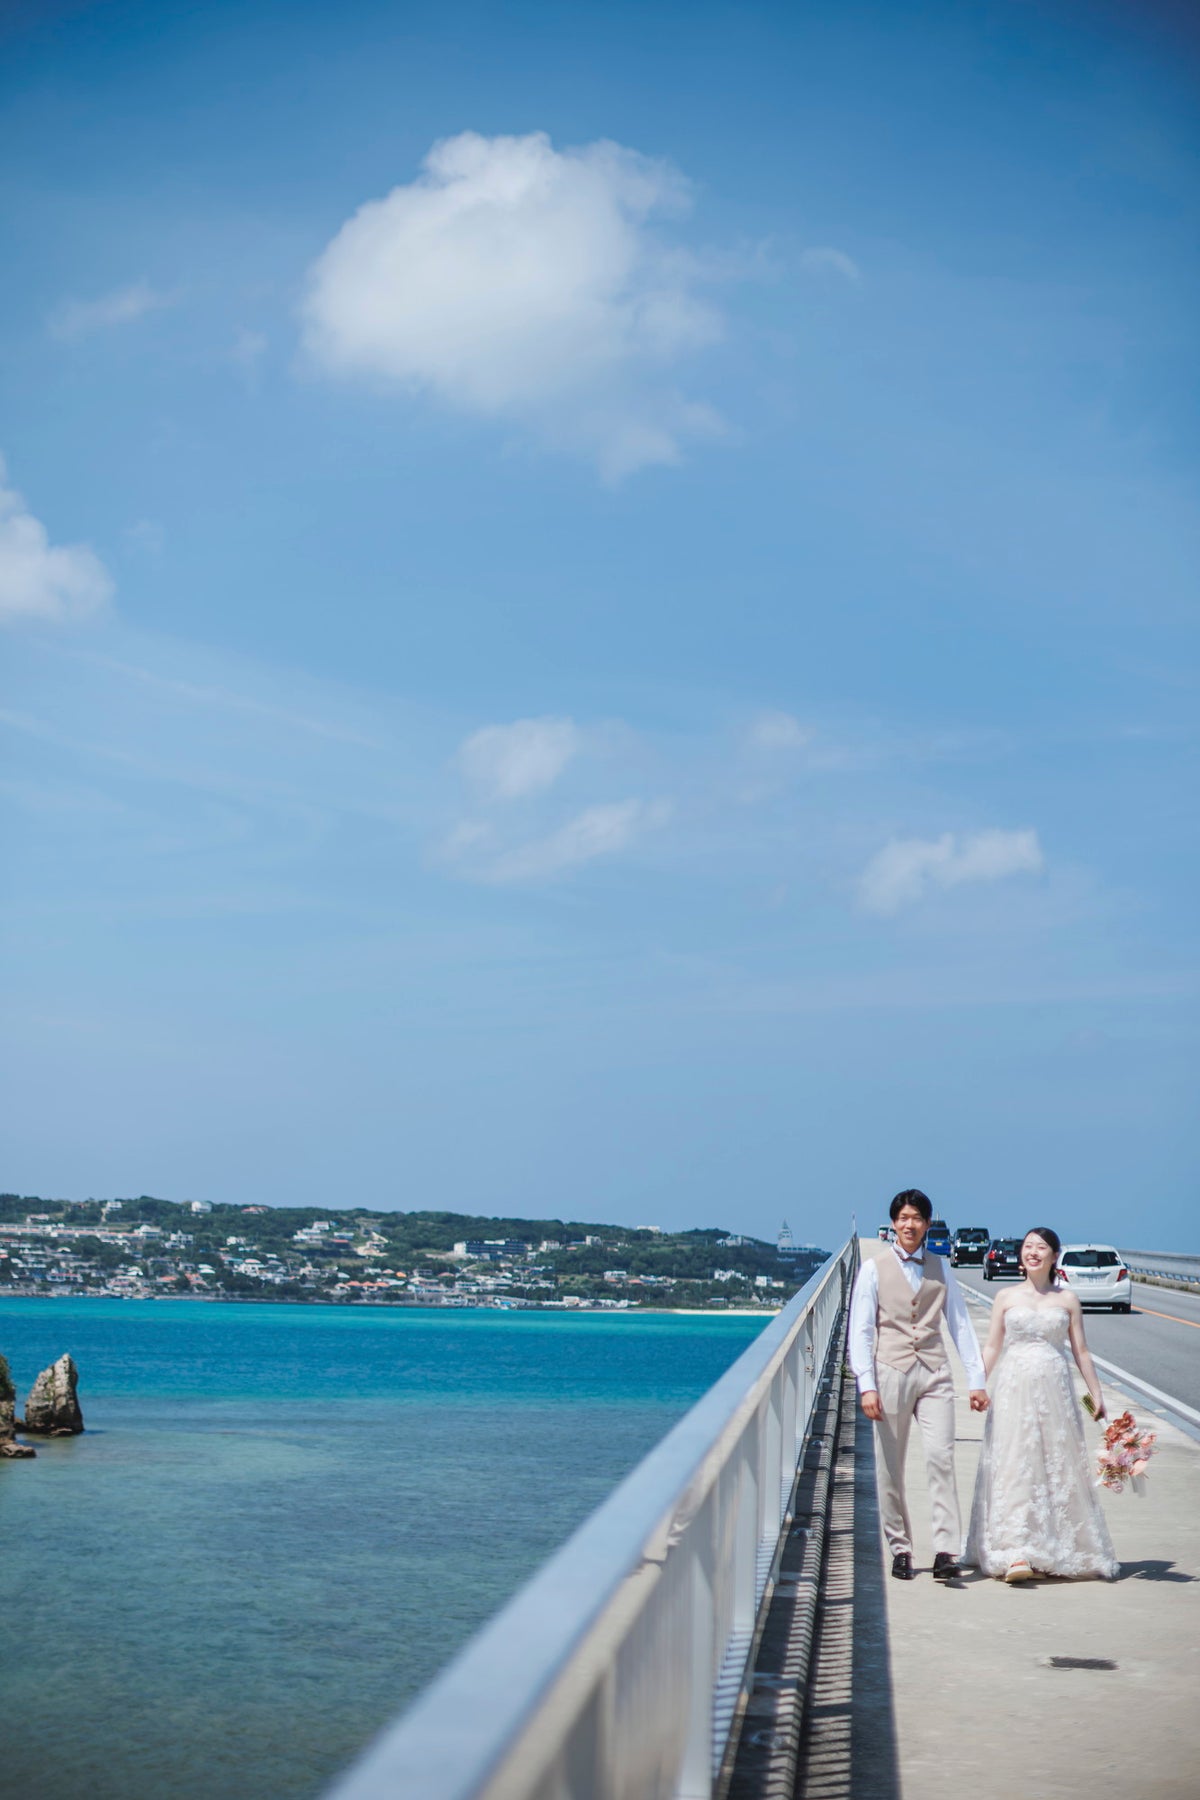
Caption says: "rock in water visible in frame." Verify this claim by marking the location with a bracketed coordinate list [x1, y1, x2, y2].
[0, 1352, 15, 1441]
[23, 1353, 84, 1436]
[0, 1352, 35, 1454]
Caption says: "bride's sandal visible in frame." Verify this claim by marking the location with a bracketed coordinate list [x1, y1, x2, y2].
[1005, 1560, 1034, 1583]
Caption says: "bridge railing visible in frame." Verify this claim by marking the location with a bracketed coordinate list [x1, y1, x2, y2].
[328, 1235, 857, 1800]
[1119, 1249, 1200, 1285]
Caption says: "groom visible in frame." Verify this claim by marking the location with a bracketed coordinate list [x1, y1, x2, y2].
[849, 1189, 989, 1581]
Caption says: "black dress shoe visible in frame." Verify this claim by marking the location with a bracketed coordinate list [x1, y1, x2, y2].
[891, 1552, 915, 1580]
[932, 1553, 961, 1581]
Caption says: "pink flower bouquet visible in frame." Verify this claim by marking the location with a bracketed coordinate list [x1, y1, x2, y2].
[1084, 1402, 1157, 1494]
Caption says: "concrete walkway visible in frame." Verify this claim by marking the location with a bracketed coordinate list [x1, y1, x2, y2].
[846, 1242, 1200, 1800]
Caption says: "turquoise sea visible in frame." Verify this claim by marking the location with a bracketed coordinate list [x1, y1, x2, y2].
[0, 1297, 764, 1800]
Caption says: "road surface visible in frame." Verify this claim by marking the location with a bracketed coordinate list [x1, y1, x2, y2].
[954, 1264, 1200, 1425]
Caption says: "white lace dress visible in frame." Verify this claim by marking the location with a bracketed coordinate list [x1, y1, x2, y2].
[964, 1305, 1118, 1579]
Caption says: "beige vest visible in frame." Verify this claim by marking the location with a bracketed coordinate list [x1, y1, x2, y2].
[875, 1250, 948, 1372]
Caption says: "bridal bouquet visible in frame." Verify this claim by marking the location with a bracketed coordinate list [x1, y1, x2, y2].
[1083, 1401, 1157, 1493]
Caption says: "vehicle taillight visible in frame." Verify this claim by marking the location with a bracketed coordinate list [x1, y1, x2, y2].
[988, 1250, 996, 1260]
[1058, 1269, 1069, 1282]
[1116, 1266, 1129, 1281]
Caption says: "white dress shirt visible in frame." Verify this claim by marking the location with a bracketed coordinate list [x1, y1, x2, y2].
[848, 1246, 986, 1394]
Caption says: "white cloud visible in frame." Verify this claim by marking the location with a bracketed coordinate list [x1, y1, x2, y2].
[480, 799, 667, 884]
[124, 519, 165, 556]
[88, 649, 383, 748]
[858, 828, 1044, 915]
[440, 819, 493, 858]
[799, 246, 860, 282]
[749, 710, 813, 750]
[0, 457, 113, 626]
[50, 281, 174, 340]
[456, 716, 581, 800]
[302, 130, 724, 477]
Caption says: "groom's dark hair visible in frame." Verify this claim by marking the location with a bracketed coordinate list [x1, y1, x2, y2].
[890, 1189, 933, 1222]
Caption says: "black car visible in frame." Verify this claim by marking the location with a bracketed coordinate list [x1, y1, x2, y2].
[983, 1237, 1022, 1280]
[951, 1227, 990, 1266]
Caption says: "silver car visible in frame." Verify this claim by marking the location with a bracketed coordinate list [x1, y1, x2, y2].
[1057, 1244, 1132, 1313]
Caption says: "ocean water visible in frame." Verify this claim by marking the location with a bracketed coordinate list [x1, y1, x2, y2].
[0, 1298, 764, 1800]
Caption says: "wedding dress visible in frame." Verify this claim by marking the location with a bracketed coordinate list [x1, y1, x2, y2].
[964, 1306, 1118, 1579]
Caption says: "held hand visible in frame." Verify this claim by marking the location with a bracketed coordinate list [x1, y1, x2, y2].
[1091, 1395, 1107, 1423]
[860, 1390, 884, 1422]
[968, 1389, 990, 1412]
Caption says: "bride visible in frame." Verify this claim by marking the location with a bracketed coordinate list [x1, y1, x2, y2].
[964, 1226, 1119, 1582]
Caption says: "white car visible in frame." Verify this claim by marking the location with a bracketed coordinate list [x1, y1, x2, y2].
[1057, 1244, 1132, 1313]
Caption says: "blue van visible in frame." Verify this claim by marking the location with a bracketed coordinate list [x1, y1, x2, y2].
[926, 1218, 952, 1256]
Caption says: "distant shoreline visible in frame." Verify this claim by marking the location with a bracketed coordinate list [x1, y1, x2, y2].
[0, 1290, 778, 1317]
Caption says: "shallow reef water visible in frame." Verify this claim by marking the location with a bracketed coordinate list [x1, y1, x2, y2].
[0, 1297, 763, 1799]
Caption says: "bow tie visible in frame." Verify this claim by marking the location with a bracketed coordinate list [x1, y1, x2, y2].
[898, 1253, 925, 1264]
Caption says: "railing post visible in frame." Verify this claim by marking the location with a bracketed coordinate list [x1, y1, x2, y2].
[760, 1384, 783, 1549]
[780, 1357, 798, 1504]
[733, 1431, 759, 1632]
[675, 1533, 716, 1799]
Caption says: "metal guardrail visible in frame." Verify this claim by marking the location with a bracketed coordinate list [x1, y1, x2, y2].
[1119, 1249, 1200, 1286]
[328, 1236, 857, 1800]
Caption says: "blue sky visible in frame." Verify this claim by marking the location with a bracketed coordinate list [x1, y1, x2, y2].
[1, 0, 1196, 1247]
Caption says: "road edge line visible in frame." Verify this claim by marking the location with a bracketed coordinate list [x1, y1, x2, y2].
[1088, 1355, 1200, 1430]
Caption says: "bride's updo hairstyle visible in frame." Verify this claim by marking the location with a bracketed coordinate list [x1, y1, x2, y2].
[1020, 1226, 1062, 1282]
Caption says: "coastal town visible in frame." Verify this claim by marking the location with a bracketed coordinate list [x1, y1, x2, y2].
[0, 1193, 827, 1311]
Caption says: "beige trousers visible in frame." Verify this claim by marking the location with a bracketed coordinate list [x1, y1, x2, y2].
[874, 1360, 961, 1558]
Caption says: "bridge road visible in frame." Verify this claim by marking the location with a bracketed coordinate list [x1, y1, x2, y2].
[810, 1241, 1200, 1800]
[954, 1267, 1200, 1425]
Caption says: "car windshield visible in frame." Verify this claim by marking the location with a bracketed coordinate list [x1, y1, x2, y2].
[994, 1240, 1020, 1252]
[1062, 1250, 1120, 1268]
[959, 1230, 988, 1241]
[929, 1221, 948, 1233]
